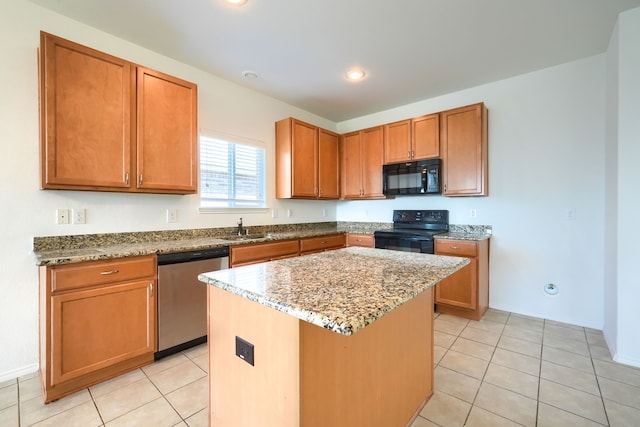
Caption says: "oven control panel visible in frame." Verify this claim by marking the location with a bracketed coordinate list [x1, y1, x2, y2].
[392, 210, 448, 225]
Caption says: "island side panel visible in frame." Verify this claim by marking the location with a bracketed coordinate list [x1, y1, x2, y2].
[207, 285, 300, 426]
[299, 288, 434, 427]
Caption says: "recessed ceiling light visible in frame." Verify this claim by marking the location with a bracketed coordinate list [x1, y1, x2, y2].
[346, 69, 366, 81]
[225, 0, 247, 6]
[242, 70, 259, 79]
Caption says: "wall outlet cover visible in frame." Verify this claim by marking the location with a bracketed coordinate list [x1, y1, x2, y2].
[235, 336, 254, 366]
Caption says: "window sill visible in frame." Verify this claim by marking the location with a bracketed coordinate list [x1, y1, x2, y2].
[199, 207, 269, 214]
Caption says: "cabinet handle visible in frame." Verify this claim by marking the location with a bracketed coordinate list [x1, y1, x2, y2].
[139, 174, 143, 185]
[99, 269, 119, 275]
[149, 283, 153, 297]
[411, 150, 415, 158]
[407, 151, 411, 159]
[125, 172, 129, 185]
[450, 246, 460, 250]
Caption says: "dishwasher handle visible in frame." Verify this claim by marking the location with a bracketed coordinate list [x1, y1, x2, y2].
[157, 247, 230, 265]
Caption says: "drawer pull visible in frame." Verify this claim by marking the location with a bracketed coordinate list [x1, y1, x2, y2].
[450, 246, 460, 250]
[99, 269, 120, 275]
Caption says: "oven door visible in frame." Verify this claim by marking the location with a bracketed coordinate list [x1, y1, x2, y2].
[374, 233, 434, 254]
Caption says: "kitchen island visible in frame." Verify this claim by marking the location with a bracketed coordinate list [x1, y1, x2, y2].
[198, 247, 469, 427]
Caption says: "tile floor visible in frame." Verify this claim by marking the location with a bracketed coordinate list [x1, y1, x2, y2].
[413, 309, 640, 427]
[2, 309, 640, 426]
[0, 344, 209, 426]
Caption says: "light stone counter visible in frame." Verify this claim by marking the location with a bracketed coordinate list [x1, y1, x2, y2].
[198, 246, 469, 336]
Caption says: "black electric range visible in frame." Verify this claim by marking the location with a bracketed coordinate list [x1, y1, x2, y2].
[374, 210, 449, 254]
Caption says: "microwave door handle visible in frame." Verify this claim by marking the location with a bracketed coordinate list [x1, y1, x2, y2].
[421, 168, 427, 193]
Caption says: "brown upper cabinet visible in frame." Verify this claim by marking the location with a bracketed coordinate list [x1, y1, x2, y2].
[341, 126, 385, 199]
[440, 103, 488, 196]
[39, 32, 198, 194]
[276, 118, 340, 199]
[383, 114, 439, 164]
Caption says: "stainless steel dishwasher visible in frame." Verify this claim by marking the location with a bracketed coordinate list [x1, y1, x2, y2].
[156, 247, 229, 359]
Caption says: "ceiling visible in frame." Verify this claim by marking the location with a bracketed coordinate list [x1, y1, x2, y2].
[28, 0, 640, 122]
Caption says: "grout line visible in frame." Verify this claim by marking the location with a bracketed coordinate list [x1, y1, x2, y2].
[87, 387, 105, 427]
[588, 327, 612, 427]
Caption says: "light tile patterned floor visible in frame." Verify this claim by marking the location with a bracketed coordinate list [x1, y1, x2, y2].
[0, 344, 208, 426]
[414, 310, 640, 427]
[2, 310, 640, 426]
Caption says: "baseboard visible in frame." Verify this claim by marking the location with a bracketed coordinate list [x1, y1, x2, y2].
[612, 353, 640, 369]
[0, 363, 39, 383]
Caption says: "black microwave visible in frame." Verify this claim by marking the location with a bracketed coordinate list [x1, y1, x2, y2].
[382, 159, 441, 195]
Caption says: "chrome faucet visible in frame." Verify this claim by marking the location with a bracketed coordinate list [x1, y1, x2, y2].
[237, 217, 243, 236]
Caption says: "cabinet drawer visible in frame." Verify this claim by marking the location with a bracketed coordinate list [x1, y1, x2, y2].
[435, 240, 477, 257]
[347, 233, 375, 248]
[230, 240, 299, 266]
[50, 255, 156, 293]
[300, 234, 346, 253]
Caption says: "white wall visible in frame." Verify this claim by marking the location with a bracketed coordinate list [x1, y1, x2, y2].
[337, 56, 607, 330]
[605, 7, 640, 367]
[0, 1, 338, 381]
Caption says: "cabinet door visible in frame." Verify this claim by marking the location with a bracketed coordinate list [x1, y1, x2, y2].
[40, 32, 133, 190]
[347, 233, 374, 248]
[361, 126, 385, 198]
[137, 67, 197, 194]
[435, 240, 478, 310]
[341, 131, 363, 199]
[440, 103, 488, 196]
[292, 119, 319, 198]
[318, 129, 340, 199]
[412, 114, 439, 160]
[435, 261, 477, 310]
[50, 280, 155, 385]
[230, 240, 300, 267]
[300, 234, 346, 254]
[384, 120, 411, 164]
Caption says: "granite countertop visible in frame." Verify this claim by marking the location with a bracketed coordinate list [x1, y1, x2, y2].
[198, 246, 470, 336]
[436, 232, 491, 241]
[33, 222, 491, 266]
[33, 228, 340, 266]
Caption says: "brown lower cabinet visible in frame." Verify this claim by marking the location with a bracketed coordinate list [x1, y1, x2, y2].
[299, 234, 346, 254]
[434, 239, 489, 321]
[39, 255, 157, 403]
[230, 239, 300, 267]
[346, 233, 375, 248]
[230, 234, 346, 267]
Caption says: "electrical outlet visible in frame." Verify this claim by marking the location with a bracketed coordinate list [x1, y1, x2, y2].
[72, 208, 86, 224]
[235, 336, 254, 366]
[166, 208, 177, 223]
[271, 209, 278, 218]
[322, 208, 327, 217]
[287, 209, 292, 218]
[566, 208, 576, 221]
[56, 208, 69, 225]
[470, 208, 477, 218]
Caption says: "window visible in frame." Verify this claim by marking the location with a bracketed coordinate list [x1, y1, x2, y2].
[200, 134, 266, 209]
